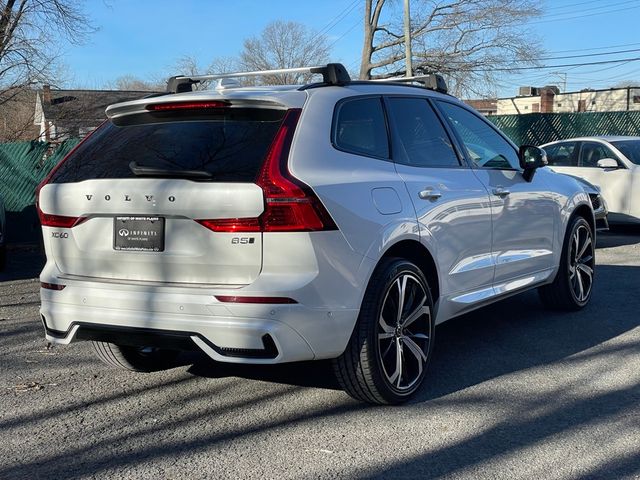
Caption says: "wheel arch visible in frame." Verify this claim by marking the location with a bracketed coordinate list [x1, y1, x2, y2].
[570, 202, 595, 235]
[378, 239, 440, 304]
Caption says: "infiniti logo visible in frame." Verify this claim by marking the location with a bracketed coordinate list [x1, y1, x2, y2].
[118, 228, 130, 237]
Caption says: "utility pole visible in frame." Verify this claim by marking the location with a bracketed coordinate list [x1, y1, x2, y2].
[404, 0, 412, 77]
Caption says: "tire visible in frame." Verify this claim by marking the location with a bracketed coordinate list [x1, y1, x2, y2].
[91, 341, 179, 372]
[333, 258, 435, 405]
[0, 244, 6, 272]
[539, 215, 595, 311]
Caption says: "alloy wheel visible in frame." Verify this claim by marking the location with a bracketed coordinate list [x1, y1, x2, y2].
[569, 224, 594, 302]
[377, 272, 432, 392]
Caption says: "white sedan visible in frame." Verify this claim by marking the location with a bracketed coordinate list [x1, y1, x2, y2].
[542, 136, 640, 223]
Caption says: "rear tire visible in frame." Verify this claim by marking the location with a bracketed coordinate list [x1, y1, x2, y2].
[539, 215, 595, 310]
[91, 341, 179, 372]
[0, 244, 6, 271]
[333, 258, 435, 405]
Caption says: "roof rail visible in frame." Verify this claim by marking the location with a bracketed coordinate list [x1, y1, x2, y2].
[371, 74, 448, 94]
[166, 63, 351, 93]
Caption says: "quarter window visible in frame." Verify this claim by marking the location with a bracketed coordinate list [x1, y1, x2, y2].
[333, 97, 389, 158]
[386, 97, 460, 168]
[436, 101, 519, 169]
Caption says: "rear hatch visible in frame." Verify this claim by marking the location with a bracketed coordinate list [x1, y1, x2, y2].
[38, 99, 290, 286]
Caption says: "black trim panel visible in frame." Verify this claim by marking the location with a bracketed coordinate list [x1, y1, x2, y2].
[41, 317, 279, 360]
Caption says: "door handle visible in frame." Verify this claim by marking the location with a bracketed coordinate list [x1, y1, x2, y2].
[418, 188, 442, 200]
[492, 187, 511, 198]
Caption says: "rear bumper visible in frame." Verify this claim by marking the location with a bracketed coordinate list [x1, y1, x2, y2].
[40, 279, 359, 364]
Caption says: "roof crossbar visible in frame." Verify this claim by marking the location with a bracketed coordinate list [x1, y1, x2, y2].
[371, 74, 448, 94]
[166, 63, 351, 93]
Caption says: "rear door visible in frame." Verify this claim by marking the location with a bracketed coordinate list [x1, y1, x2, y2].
[39, 104, 287, 285]
[384, 96, 494, 302]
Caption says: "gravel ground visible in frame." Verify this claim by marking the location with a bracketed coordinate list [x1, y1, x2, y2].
[1, 230, 639, 480]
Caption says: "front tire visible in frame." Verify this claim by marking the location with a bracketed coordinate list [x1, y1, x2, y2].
[91, 341, 179, 372]
[333, 258, 435, 405]
[539, 215, 595, 310]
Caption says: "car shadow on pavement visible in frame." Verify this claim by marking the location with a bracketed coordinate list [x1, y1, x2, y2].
[188, 264, 640, 404]
[187, 355, 341, 390]
[596, 228, 640, 248]
[415, 264, 640, 402]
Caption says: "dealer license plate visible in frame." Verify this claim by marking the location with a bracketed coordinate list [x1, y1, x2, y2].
[113, 216, 165, 252]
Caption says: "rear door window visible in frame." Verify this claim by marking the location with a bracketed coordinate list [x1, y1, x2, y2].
[386, 97, 460, 168]
[333, 97, 389, 159]
[50, 108, 286, 184]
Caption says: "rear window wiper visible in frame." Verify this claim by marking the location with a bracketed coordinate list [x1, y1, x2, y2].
[129, 161, 213, 179]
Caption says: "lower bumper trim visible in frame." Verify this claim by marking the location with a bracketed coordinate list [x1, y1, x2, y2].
[41, 316, 279, 360]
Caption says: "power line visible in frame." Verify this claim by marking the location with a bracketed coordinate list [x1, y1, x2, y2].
[328, 20, 360, 49]
[539, 0, 638, 18]
[543, 41, 640, 55]
[544, 0, 629, 12]
[529, 4, 639, 25]
[463, 56, 640, 73]
[315, 0, 359, 38]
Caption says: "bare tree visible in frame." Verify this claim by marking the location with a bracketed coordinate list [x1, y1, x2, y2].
[0, 1, 94, 141]
[0, 1, 94, 91]
[361, 0, 543, 96]
[109, 75, 163, 92]
[239, 20, 330, 85]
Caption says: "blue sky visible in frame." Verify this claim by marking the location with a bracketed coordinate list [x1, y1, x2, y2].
[63, 0, 640, 98]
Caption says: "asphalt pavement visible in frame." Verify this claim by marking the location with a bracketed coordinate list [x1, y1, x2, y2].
[1, 230, 639, 480]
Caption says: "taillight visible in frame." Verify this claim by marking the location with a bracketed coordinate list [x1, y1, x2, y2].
[41, 282, 66, 291]
[36, 122, 106, 227]
[197, 108, 337, 233]
[146, 101, 230, 111]
[38, 213, 88, 228]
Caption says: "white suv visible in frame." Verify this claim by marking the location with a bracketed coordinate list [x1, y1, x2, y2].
[38, 64, 595, 404]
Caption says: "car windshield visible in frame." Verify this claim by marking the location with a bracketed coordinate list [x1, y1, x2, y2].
[611, 140, 640, 165]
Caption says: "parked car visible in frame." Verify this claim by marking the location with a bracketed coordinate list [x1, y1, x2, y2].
[0, 194, 5, 271]
[541, 136, 640, 223]
[37, 64, 596, 404]
[564, 174, 609, 230]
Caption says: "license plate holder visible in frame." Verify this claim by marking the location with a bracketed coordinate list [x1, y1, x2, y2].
[114, 216, 165, 252]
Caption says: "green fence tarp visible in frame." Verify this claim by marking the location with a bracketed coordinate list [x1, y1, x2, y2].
[0, 139, 79, 243]
[487, 111, 640, 146]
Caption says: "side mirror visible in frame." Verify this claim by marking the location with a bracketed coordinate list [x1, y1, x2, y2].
[519, 145, 548, 182]
[596, 158, 618, 169]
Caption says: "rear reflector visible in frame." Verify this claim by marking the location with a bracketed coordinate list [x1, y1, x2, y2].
[146, 101, 230, 111]
[214, 295, 297, 304]
[41, 282, 66, 291]
[38, 213, 88, 228]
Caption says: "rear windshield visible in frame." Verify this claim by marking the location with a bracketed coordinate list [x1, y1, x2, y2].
[50, 108, 286, 183]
